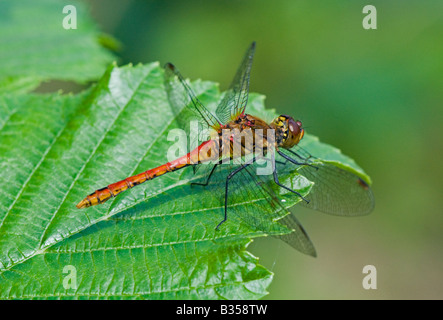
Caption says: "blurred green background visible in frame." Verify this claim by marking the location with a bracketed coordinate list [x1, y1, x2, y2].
[78, 0, 443, 299]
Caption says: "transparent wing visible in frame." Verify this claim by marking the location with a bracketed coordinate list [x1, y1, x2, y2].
[164, 63, 221, 175]
[298, 162, 375, 215]
[278, 149, 375, 216]
[276, 213, 317, 257]
[164, 62, 221, 131]
[204, 161, 316, 257]
[215, 42, 256, 124]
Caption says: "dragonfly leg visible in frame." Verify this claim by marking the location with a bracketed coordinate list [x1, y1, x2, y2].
[273, 169, 310, 204]
[278, 150, 318, 170]
[216, 158, 255, 230]
[191, 164, 218, 187]
[286, 148, 312, 161]
[272, 152, 310, 203]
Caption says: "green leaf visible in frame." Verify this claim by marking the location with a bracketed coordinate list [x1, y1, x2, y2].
[0, 0, 115, 91]
[0, 76, 42, 95]
[0, 62, 371, 299]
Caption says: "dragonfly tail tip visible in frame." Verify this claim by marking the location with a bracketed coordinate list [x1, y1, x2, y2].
[76, 198, 89, 209]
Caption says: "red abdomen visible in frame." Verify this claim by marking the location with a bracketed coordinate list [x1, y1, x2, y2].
[76, 140, 219, 208]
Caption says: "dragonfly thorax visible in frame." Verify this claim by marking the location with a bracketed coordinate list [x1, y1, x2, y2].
[271, 115, 304, 149]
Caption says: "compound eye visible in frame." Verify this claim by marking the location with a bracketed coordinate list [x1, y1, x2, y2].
[288, 118, 301, 136]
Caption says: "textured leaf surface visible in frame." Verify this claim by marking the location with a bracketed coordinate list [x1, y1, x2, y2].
[0, 62, 370, 299]
[0, 0, 114, 92]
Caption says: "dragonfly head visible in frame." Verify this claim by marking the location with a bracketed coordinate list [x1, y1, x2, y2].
[271, 115, 304, 149]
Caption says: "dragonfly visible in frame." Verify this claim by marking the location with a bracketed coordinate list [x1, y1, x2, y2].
[76, 42, 374, 256]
